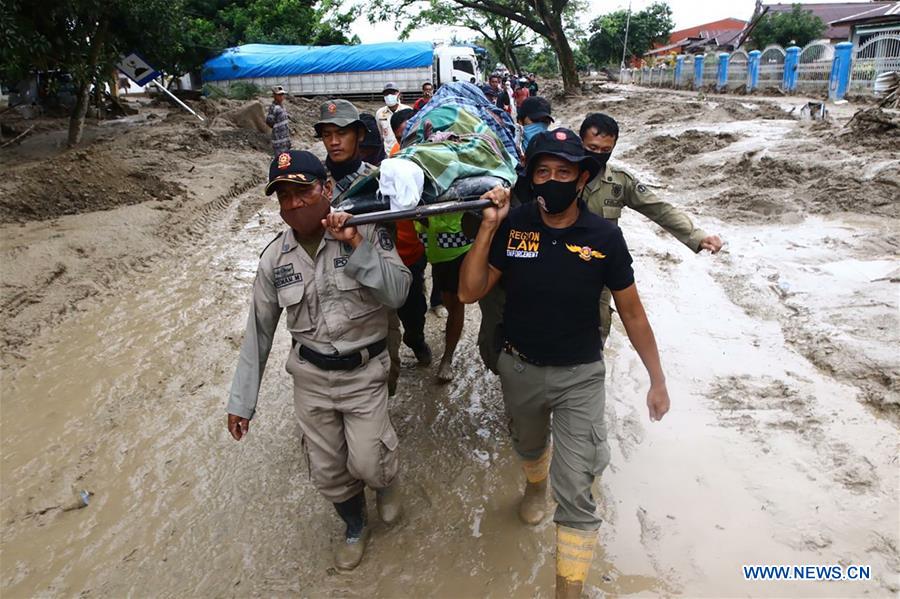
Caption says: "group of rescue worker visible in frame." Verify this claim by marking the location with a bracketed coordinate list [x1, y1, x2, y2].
[232, 80, 723, 598]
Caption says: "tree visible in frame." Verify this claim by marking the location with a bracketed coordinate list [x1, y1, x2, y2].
[586, 2, 673, 68]
[398, 4, 535, 75]
[3, 0, 186, 146]
[2, 0, 357, 146]
[749, 4, 826, 49]
[180, 0, 359, 75]
[370, 0, 587, 94]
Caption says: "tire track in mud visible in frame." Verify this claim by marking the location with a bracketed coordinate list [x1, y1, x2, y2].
[0, 159, 268, 374]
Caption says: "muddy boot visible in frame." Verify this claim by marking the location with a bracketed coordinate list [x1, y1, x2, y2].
[333, 491, 370, 571]
[555, 525, 597, 599]
[519, 478, 548, 525]
[376, 480, 403, 525]
[519, 446, 551, 525]
[435, 357, 453, 383]
[412, 341, 433, 367]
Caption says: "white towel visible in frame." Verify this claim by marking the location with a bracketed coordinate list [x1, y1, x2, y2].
[378, 158, 424, 212]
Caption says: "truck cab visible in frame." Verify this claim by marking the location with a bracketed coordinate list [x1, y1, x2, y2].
[433, 46, 480, 87]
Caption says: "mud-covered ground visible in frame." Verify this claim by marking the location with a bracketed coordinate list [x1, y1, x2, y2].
[1, 87, 898, 598]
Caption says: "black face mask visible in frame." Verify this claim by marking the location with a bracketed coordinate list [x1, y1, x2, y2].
[532, 179, 580, 214]
[586, 150, 612, 171]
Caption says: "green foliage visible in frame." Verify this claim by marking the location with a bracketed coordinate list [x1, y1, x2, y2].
[749, 4, 826, 49]
[1, 0, 186, 83]
[367, 0, 586, 92]
[226, 81, 262, 100]
[586, 1, 674, 67]
[182, 0, 358, 74]
[202, 83, 228, 98]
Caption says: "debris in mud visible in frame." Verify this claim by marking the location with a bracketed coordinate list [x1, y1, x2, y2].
[704, 152, 899, 221]
[837, 107, 900, 151]
[0, 150, 187, 224]
[623, 129, 740, 166]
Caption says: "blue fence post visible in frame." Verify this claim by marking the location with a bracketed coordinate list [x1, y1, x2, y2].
[694, 53, 704, 89]
[783, 45, 800, 91]
[675, 54, 685, 87]
[829, 41, 853, 101]
[716, 52, 730, 90]
[747, 50, 761, 91]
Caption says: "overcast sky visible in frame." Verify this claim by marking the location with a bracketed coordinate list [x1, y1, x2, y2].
[348, 0, 877, 44]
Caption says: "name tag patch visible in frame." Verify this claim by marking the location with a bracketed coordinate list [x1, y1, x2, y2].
[274, 264, 303, 288]
[506, 229, 540, 258]
[334, 256, 349, 269]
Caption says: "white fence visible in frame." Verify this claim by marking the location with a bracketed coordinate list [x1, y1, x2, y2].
[626, 28, 899, 97]
[850, 32, 900, 91]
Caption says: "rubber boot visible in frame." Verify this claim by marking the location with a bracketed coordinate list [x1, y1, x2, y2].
[555, 525, 597, 599]
[519, 446, 551, 525]
[376, 480, 403, 525]
[333, 491, 370, 571]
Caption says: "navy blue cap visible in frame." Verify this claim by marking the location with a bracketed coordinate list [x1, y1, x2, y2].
[265, 150, 327, 196]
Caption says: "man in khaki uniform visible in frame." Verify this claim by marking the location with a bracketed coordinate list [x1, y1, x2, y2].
[579, 113, 723, 343]
[226, 150, 411, 571]
[315, 99, 402, 396]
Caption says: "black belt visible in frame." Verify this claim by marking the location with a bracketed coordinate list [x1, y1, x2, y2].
[503, 341, 545, 366]
[298, 339, 386, 371]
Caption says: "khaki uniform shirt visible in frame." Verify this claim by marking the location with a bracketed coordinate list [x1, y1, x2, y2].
[227, 225, 412, 419]
[375, 103, 412, 153]
[583, 164, 707, 252]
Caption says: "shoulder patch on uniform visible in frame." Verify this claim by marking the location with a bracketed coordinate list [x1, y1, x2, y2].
[259, 231, 284, 259]
[377, 227, 395, 251]
[636, 183, 648, 194]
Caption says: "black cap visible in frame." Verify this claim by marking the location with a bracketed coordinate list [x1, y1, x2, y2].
[265, 150, 327, 196]
[519, 96, 553, 123]
[358, 113, 382, 148]
[514, 129, 600, 202]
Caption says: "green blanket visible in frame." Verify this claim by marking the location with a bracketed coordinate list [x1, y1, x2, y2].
[343, 105, 517, 202]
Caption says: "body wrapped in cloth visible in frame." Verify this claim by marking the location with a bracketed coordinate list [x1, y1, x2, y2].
[335, 83, 519, 217]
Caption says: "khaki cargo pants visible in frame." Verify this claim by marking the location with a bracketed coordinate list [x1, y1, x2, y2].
[599, 286, 613, 347]
[286, 347, 399, 503]
[497, 351, 610, 531]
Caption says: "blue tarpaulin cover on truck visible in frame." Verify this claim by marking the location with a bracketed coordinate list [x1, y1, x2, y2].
[202, 42, 434, 81]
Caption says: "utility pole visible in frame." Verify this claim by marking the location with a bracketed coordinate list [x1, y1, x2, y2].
[620, 0, 632, 71]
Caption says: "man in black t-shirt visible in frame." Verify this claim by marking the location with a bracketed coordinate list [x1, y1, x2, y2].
[459, 129, 671, 598]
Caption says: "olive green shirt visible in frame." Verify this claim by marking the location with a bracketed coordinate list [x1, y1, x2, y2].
[583, 164, 707, 253]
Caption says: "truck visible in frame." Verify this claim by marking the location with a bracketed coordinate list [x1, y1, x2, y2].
[202, 42, 481, 99]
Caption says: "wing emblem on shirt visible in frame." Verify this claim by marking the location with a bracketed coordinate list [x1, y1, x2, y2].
[565, 243, 606, 261]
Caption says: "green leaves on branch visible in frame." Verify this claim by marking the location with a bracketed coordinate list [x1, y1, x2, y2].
[586, 1, 673, 67]
[749, 4, 826, 49]
[366, 0, 585, 93]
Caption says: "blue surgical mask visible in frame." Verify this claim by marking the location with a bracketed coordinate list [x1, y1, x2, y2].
[522, 123, 549, 150]
[384, 94, 399, 107]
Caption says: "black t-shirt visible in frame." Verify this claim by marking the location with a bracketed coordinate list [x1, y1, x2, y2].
[488, 201, 635, 365]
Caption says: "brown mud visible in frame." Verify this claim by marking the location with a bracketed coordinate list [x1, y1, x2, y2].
[1, 87, 898, 598]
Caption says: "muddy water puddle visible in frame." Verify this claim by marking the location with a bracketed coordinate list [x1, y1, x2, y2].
[3, 87, 899, 598]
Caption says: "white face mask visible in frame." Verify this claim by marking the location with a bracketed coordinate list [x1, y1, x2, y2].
[384, 94, 399, 107]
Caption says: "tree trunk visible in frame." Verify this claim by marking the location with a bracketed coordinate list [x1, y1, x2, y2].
[545, 15, 580, 94]
[67, 80, 92, 147]
[67, 19, 108, 147]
